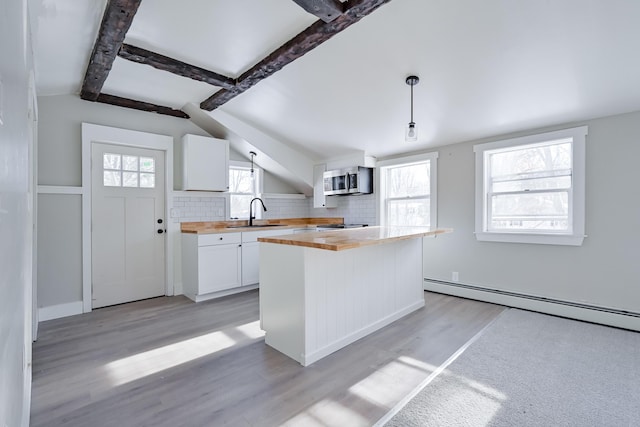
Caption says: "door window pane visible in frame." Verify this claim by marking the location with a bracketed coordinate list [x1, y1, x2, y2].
[123, 155, 139, 171]
[104, 171, 121, 187]
[140, 157, 155, 172]
[103, 153, 121, 170]
[123, 172, 138, 187]
[140, 173, 155, 188]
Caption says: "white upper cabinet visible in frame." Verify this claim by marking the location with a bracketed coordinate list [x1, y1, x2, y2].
[182, 134, 229, 191]
[313, 163, 337, 208]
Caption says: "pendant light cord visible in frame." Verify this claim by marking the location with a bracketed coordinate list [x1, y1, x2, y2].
[410, 83, 414, 123]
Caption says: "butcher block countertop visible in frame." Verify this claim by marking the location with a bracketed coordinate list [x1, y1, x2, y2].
[258, 226, 453, 251]
[180, 217, 344, 234]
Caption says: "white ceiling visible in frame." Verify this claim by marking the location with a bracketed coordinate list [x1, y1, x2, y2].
[30, 0, 640, 161]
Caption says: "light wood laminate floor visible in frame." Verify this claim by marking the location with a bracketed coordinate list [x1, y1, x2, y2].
[31, 291, 505, 426]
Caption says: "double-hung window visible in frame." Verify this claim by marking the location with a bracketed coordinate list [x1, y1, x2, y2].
[474, 126, 587, 245]
[228, 162, 262, 219]
[378, 152, 438, 227]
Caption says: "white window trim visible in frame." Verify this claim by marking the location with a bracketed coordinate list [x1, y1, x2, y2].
[228, 160, 263, 219]
[377, 151, 438, 227]
[474, 126, 587, 246]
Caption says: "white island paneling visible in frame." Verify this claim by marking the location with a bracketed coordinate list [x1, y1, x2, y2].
[260, 237, 424, 366]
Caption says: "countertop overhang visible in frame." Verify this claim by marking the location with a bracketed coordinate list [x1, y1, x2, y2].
[257, 226, 453, 251]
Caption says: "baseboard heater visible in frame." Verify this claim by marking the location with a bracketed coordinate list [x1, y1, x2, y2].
[424, 278, 640, 319]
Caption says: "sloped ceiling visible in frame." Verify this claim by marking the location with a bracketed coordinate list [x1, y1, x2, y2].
[31, 0, 640, 163]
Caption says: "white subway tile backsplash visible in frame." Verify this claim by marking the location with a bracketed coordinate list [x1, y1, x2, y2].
[173, 193, 377, 225]
[172, 195, 226, 223]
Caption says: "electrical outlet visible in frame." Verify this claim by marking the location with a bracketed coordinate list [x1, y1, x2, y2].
[452, 271, 459, 282]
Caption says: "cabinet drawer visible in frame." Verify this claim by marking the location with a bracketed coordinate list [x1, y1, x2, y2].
[198, 232, 241, 246]
[242, 228, 292, 243]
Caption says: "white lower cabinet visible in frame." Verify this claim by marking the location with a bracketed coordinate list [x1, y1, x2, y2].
[182, 232, 242, 302]
[241, 228, 294, 287]
[198, 244, 241, 294]
[241, 242, 260, 286]
[182, 228, 293, 302]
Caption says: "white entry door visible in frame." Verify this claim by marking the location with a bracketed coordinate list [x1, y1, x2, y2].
[91, 142, 166, 308]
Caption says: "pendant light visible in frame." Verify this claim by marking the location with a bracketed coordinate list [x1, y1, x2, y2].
[249, 151, 257, 177]
[405, 75, 419, 142]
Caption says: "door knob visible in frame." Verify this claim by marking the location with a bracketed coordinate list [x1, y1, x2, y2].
[157, 229, 164, 234]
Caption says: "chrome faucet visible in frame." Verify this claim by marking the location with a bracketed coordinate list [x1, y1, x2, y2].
[249, 197, 267, 226]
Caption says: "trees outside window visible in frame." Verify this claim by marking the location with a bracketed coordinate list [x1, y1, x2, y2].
[229, 165, 260, 219]
[379, 152, 438, 227]
[474, 126, 587, 245]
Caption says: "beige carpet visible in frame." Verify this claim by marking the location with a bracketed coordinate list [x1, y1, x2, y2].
[384, 308, 640, 426]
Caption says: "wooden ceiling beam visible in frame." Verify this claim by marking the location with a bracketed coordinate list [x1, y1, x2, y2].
[291, 0, 344, 23]
[118, 44, 236, 90]
[80, 0, 142, 101]
[200, 0, 392, 111]
[97, 94, 190, 119]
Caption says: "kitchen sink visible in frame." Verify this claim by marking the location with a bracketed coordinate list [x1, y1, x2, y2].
[228, 225, 283, 229]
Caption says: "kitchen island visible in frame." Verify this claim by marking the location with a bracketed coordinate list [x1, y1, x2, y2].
[258, 226, 452, 366]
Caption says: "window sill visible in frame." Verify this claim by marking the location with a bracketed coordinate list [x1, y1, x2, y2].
[475, 231, 585, 246]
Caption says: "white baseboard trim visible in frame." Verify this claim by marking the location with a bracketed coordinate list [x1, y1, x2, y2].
[173, 282, 183, 296]
[38, 301, 83, 322]
[185, 284, 259, 303]
[424, 279, 640, 332]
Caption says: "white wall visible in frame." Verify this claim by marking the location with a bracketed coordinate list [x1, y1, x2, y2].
[38, 94, 211, 186]
[0, 0, 33, 425]
[36, 95, 304, 312]
[36, 95, 210, 312]
[422, 111, 640, 318]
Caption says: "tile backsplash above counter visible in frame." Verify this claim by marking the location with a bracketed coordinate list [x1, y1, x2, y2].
[171, 193, 376, 226]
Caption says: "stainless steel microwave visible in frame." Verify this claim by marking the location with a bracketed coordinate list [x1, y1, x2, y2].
[323, 167, 373, 196]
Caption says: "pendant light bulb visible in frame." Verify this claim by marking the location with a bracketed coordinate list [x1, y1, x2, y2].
[405, 75, 419, 142]
[406, 122, 417, 142]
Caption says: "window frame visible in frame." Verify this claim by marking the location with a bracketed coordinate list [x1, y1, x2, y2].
[474, 126, 587, 246]
[377, 151, 438, 227]
[228, 161, 263, 220]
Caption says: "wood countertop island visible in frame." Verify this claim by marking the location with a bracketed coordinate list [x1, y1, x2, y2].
[259, 226, 452, 366]
[258, 226, 452, 251]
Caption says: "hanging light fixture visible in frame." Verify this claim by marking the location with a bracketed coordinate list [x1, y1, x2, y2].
[405, 75, 419, 142]
[249, 151, 257, 177]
